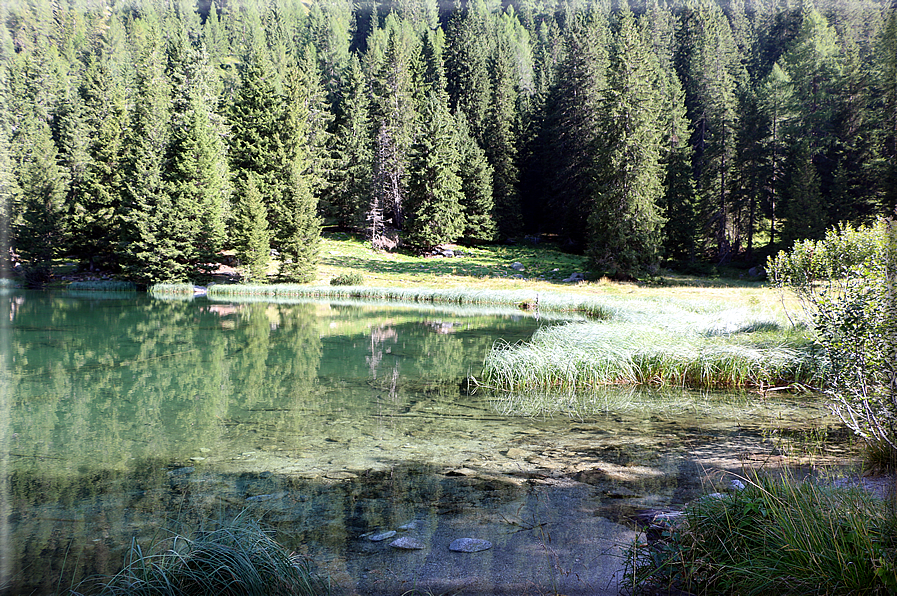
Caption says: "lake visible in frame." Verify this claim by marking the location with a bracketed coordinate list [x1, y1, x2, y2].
[0, 290, 853, 595]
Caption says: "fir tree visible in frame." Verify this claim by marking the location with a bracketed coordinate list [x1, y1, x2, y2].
[455, 114, 497, 243]
[14, 118, 69, 285]
[404, 92, 465, 249]
[233, 173, 270, 283]
[588, 4, 665, 279]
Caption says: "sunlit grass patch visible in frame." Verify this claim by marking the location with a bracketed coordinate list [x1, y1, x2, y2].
[148, 283, 195, 297]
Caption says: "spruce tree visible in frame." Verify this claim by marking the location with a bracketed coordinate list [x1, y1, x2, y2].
[14, 118, 69, 285]
[455, 114, 497, 244]
[873, 3, 897, 214]
[404, 92, 465, 249]
[588, 4, 665, 279]
[232, 173, 270, 283]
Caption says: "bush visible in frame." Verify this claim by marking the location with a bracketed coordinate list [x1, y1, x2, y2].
[329, 272, 364, 286]
[769, 218, 897, 460]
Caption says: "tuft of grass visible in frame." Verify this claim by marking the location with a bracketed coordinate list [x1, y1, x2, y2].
[74, 514, 330, 596]
[207, 284, 611, 317]
[479, 305, 824, 394]
[67, 280, 137, 292]
[148, 283, 196, 296]
[625, 473, 897, 595]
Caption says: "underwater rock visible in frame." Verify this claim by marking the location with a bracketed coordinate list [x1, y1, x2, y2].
[368, 530, 397, 542]
[390, 537, 425, 550]
[449, 538, 492, 553]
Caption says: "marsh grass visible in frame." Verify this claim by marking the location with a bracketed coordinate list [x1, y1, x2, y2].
[67, 280, 137, 292]
[480, 302, 824, 393]
[148, 283, 196, 297]
[75, 515, 329, 596]
[206, 284, 612, 317]
[625, 472, 897, 595]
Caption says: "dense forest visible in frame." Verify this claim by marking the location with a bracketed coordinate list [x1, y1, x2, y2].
[1, 0, 896, 284]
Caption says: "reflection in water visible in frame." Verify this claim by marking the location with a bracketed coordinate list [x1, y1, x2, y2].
[0, 291, 852, 594]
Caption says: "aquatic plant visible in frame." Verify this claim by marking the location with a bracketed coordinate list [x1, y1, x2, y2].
[625, 473, 897, 594]
[207, 284, 611, 317]
[67, 280, 137, 292]
[480, 312, 824, 393]
[74, 515, 330, 596]
[148, 283, 196, 296]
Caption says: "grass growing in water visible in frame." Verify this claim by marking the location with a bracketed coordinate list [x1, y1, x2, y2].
[625, 473, 897, 595]
[480, 299, 824, 393]
[67, 280, 137, 292]
[74, 515, 330, 596]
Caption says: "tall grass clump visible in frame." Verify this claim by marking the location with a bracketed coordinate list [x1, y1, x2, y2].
[480, 320, 824, 394]
[67, 280, 137, 292]
[149, 283, 196, 297]
[75, 516, 330, 596]
[625, 473, 897, 595]
[207, 284, 612, 317]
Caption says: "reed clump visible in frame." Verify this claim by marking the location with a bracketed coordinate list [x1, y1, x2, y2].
[67, 280, 137, 292]
[75, 516, 330, 596]
[206, 284, 611, 317]
[148, 283, 196, 296]
[480, 317, 824, 393]
[626, 473, 897, 595]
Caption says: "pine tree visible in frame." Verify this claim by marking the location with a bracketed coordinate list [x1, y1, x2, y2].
[588, 4, 666, 279]
[327, 55, 373, 228]
[455, 114, 497, 243]
[542, 9, 608, 246]
[14, 118, 69, 285]
[404, 92, 465, 249]
[119, 9, 179, 284]
[677, 0, 744, 261]
[72, 10, 131, 271]
[232, 173, 270, 283]
[874, 3, 897, 214]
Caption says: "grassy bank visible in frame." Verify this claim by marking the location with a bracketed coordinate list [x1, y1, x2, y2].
[626, 474, 897, 595]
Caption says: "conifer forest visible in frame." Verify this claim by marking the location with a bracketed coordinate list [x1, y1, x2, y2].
[2, 0, 896, 284]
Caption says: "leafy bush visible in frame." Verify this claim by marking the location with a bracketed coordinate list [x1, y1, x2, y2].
[769, 219, 897, 458]
[329, 272, 364, 286]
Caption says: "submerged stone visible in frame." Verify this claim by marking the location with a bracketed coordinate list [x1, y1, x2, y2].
[390, 537, 425, 550]
[449, 538, 492, 553]
[368, 530, 397, 542]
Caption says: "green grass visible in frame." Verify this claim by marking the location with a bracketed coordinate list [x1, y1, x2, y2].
[67, 280, 137, 292]
[74, 514, 330, 596]
[148, 283, 196, 296]
[479, 298, 823, 394]
[625, 472, 897, 595]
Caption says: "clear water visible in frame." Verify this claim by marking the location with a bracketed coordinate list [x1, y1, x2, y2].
[0, 290, 853, 595]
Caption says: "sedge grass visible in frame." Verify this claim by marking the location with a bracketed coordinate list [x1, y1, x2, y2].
[148, 283, 196, 297]
[74, 514, 330, 596]
[625, 472, 897, 595]
[67, 280, 137, 292]
[206, 284, 612, 317]
[479, 302, 823, 394]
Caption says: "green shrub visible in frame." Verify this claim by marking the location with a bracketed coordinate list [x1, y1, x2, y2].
[329, 272, 364, 286]
[769, 218, 897, 459]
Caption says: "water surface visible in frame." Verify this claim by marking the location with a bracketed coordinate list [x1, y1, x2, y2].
[0, 290, 853, 595]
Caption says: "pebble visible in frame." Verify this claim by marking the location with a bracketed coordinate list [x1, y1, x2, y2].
[390, 537, 425, 550]
[449, 538, 492, 553]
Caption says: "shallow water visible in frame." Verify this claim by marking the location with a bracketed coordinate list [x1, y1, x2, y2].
[0, 290, 854, 595]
